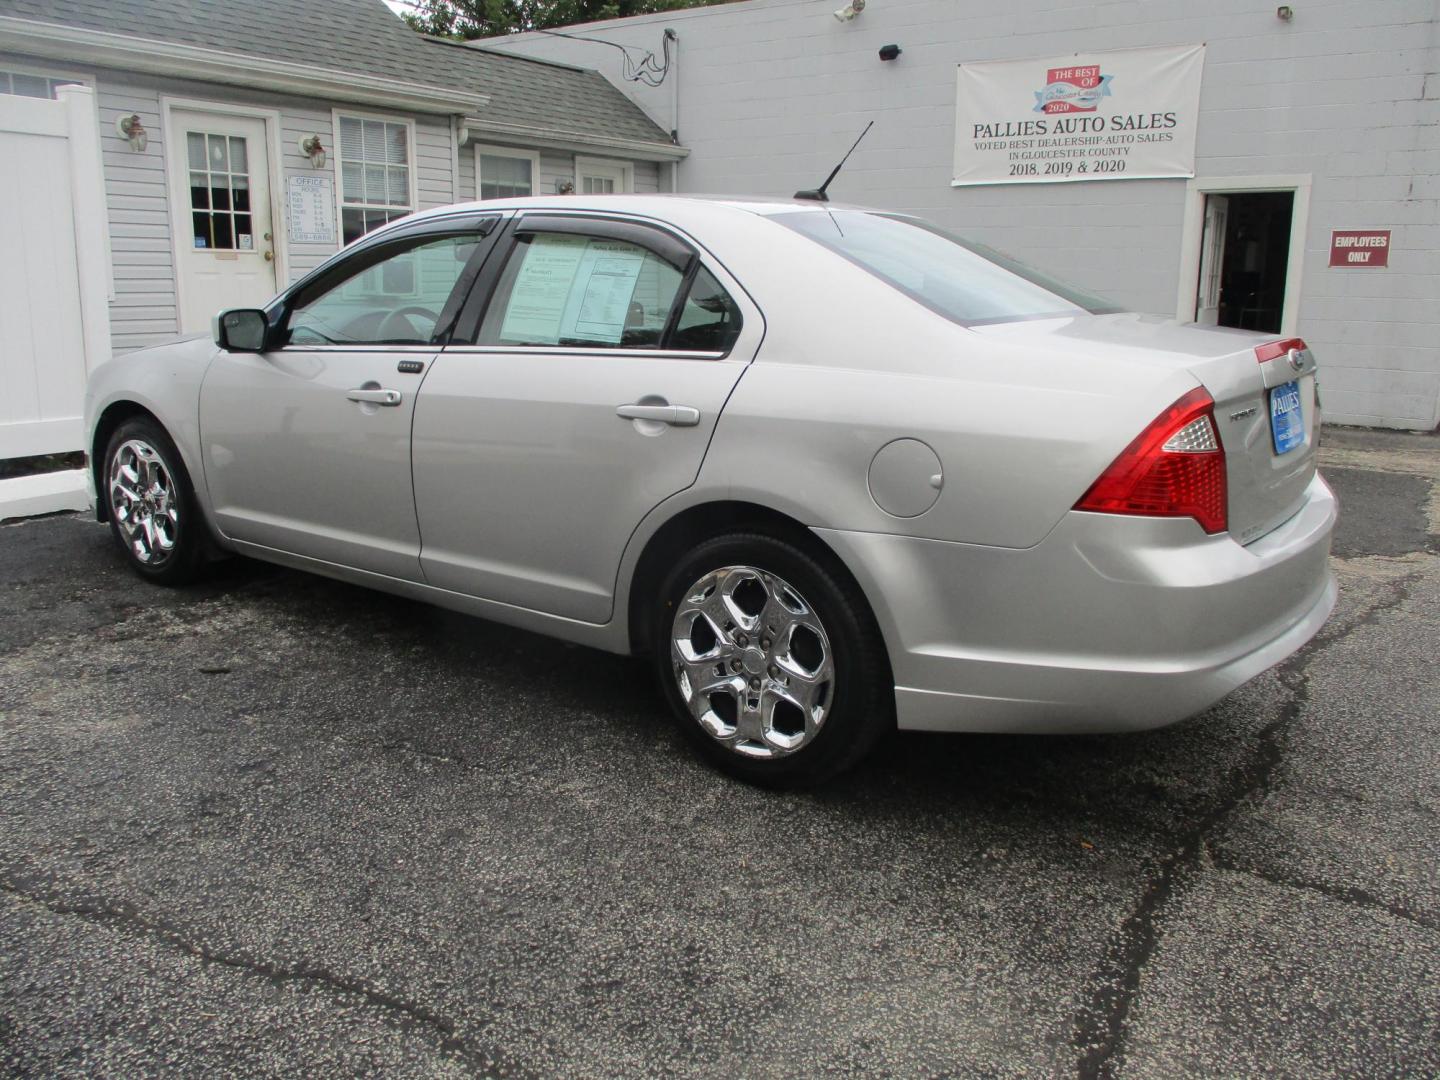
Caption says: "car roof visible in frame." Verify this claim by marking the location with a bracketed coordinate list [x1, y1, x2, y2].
[396, 193, 873, 231]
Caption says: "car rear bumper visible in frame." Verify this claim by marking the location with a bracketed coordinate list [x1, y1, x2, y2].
[814, 472, 1337, 734]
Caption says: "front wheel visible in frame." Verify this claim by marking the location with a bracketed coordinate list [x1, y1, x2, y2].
[654, 532, 893, 787]
[103, 418, 205, 586]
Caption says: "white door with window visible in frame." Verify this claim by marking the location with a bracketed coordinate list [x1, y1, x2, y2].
[1195, 194, 1229, 326]
[574, 156, 634, 195]
[167, 108, 276, 333]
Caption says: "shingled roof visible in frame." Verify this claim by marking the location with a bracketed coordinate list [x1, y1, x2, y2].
[0, 0, 674, 147]
[422, 36, 672, 147]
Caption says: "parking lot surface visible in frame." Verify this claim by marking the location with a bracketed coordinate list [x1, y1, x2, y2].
[2, 429, 1437, 1078]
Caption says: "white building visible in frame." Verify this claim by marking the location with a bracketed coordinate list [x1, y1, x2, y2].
[494, 0, 1440, 430]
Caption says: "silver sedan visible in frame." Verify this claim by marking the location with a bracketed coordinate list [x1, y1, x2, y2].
[85, 196, 1337, 785]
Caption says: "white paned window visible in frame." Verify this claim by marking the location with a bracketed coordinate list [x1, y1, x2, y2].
[0, 69, 85, 98]
[476, 145, 540, 200]
[336, 114, 414, 244]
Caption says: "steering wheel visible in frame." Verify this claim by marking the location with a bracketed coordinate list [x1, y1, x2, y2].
[377, 305, 441, 343]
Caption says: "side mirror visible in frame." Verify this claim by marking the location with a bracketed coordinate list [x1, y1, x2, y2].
[213, 308, 268, 352]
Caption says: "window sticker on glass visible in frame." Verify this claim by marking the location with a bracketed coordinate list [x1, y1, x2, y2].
[499, 235, 652, 346]
[238, 234, 253, 251]
[499, 235, 589, 344]
[572, 243, 646, 343]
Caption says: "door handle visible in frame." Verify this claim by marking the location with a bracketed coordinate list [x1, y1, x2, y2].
[347, 387, 402, 406]
[616, 403, 700, 426]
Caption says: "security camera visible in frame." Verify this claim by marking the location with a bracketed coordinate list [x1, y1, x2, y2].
[833, 0, 865, 22]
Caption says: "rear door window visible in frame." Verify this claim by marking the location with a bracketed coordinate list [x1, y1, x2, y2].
[478, 233, 684, 349]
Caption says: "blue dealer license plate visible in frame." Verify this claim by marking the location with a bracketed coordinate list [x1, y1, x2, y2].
[1269, 380, 1304, 455]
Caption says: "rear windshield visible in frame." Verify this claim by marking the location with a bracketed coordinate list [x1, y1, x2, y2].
[773, 210, 1123, 326]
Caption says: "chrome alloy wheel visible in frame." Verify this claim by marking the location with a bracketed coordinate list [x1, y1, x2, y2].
[108, 438, 179, 566]
[670, 565, 835, 759]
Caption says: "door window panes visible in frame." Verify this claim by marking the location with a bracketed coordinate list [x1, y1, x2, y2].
[479, 233, 685, 349]
[187, 131, 254, 251]
[287, 234, 480, 346]
[338, 115, 413, 244]
[671, 267, 743, 352]
[479, 153, 534, 200]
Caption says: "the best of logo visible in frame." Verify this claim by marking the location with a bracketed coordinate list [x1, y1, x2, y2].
[1034, 65, 1113, 114]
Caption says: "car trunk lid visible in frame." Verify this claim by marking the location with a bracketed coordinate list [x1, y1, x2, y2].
[970, 314, 1319, 544]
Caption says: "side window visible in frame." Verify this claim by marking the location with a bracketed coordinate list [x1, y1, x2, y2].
[286, 234, 480, 346]
[672, 267, 743, 352]
[478, 232, 685, 349]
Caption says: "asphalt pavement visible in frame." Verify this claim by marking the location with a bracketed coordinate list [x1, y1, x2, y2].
[1, 428, 1437, 1078]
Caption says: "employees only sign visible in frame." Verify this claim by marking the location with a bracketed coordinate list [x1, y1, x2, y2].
[953, 44, 1205, 187]
[1329, 230, 1391, 267]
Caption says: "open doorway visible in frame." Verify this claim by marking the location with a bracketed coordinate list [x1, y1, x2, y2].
[1195, 191, 1294, 333]
[1178, 175, 1310, 336]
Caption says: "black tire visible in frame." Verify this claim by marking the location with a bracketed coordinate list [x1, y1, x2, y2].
[653, 531, 893, 787]
[102, 417, 206, 586]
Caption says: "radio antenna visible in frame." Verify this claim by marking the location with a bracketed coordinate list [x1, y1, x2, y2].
[794, 121, 874, 202]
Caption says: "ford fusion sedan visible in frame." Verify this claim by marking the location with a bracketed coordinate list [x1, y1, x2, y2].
[85, 196, 1336, 785]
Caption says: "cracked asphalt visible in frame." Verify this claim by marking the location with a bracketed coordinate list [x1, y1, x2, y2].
[2, 428, 1438, 1078]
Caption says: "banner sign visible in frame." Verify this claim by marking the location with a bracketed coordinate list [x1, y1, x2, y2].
[953, 44, 1205, 187]
[1329, 229, 1391, 267]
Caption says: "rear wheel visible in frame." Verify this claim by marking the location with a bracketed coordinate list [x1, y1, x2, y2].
[654, 532, 892, 786]
[103, 418, 205, 586]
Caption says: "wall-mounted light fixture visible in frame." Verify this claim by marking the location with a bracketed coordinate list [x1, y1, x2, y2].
[878, 43, 902, 61]
[556, 178, 575, 195]
[299, 134, 327, 169]
[833, 0, 865, 21]
[115, 113, 147, 151]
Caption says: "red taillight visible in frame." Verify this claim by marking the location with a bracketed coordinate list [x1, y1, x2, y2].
[1254, 337, 1307, 363]
[1075, 387, 1228, 534]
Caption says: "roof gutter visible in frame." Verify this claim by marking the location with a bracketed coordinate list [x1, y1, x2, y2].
[461, 116, 689, 161]
[0, 17, 488, 114]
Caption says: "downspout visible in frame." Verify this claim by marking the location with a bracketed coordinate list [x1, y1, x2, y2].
[667, 28, 680, 193]
[450, 114, 462, 201]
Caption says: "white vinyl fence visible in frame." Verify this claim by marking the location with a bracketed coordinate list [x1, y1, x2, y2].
[0, 84, 110, 519]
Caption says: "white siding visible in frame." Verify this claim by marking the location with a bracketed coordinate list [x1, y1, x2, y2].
[633, 160, 660, 193]
[92, 78, 171, 352]
[281, 103, 339, 282]
[495, 0, 1440, 430]
[458, 137, 477, 199]
[415, 117, 454, 210]
[540, 149, 575, 196]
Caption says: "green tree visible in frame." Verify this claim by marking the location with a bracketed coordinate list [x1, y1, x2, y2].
[403, 0, 722, 38]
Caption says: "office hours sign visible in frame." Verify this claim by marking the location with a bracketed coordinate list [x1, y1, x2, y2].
[953, 44, 1205, 187]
